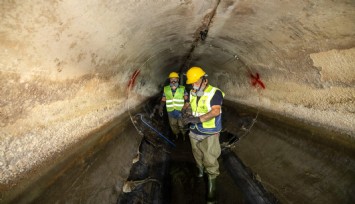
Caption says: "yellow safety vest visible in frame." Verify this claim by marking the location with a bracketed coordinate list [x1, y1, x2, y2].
[190, 85, 225, 134]
[164, 85, 185, 112]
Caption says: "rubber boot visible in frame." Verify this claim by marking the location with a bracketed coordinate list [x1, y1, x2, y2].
[196, 166, 204, 178]
[207, 176, 217, 203]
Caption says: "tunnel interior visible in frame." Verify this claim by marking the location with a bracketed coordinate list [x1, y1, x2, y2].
[14, 99, 354, 204]
[1, 0, 355, 203]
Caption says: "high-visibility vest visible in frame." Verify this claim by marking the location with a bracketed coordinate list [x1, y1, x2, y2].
[190, 85, 225, 134]
[164, 85, 185, 112]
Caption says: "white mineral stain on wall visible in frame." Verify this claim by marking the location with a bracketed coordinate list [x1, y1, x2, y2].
[310, 48, 355, 83]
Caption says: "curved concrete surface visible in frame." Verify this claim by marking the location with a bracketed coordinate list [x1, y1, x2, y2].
[0, 0, 354, 203]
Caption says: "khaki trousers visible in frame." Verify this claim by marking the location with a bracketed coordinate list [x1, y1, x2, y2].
[189, 132, 221, 179]
[168, 115, 185, 136]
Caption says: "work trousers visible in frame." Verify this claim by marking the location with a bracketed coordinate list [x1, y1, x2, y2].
[168, 115, 185, 137]
[189, 132, 221, 179]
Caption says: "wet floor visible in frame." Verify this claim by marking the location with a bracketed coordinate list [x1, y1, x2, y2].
[30, 110, 250, 204]
[13, 100, 355, 204]
[167, 136, 246, 204]
[117, 112, 249, 204]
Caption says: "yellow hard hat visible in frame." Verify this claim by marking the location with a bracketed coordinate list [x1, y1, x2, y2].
[169, 72, 179, 78]
[186, 67, 206, 84]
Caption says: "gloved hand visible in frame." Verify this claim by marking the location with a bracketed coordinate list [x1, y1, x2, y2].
[158, 105, 164, 117]
[183, 116, 201, 125]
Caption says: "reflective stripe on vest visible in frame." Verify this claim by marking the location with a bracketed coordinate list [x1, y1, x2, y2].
[164, 85, 185, 112]
[190, 85, 225, 134]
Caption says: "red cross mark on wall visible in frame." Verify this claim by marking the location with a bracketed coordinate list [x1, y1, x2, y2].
[250, 73, 265, 89]
[127, 69, 141, 90]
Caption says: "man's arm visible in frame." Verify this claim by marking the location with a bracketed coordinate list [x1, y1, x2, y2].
[198, 90, 223, 122]
[158, 96, 166, 116]
[182, 95, 189, 109]
[199, 105, 221, 122]
[199, 89, 223, 122]
[161, 96, 166, 102]
[182, 90, 223, 125]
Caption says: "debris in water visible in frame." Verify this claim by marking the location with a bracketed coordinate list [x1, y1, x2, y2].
[122, 178, 161, 193]
[132, 151, 140, 164]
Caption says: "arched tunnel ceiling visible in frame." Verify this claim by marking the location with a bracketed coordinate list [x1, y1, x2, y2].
[0, 0, 354, 193]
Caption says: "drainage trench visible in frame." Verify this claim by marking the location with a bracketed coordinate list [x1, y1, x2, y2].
[25, 99, 275, 204]
[17, 97, 354, 204]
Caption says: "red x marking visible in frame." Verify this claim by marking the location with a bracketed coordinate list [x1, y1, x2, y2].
[250, 73, 265, 89]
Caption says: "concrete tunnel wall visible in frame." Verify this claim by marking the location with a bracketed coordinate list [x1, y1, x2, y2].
[0, 0, 354, 201]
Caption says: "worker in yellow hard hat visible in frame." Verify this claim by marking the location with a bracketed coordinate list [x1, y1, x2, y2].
[183, 66, 225, 203]
[159, 72, 189, 141]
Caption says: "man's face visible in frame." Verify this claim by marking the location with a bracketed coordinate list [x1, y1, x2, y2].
[170, 78, 179, 89]
[170, 78, 179, 84]
[192, 78, 206, 90]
